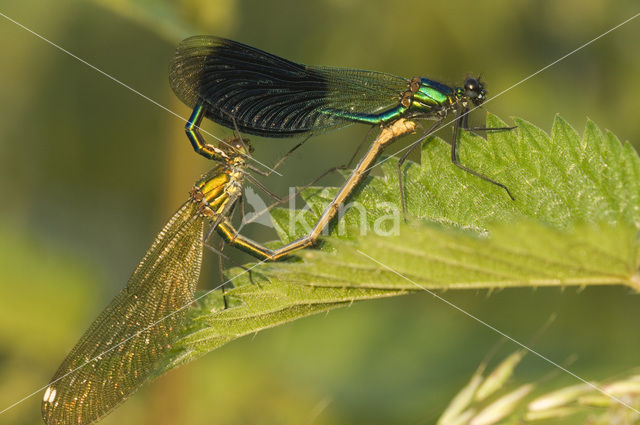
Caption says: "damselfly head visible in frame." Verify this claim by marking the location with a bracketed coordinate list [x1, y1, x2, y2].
[462, 77, 486, 106]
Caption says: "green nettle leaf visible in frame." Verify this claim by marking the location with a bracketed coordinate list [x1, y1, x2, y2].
[155, 114, 640, 376]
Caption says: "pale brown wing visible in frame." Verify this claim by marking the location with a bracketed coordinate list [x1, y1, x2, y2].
[42, 201, 203, 425]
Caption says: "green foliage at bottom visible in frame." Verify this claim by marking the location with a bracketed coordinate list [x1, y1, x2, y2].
[156, 114, 640, 376]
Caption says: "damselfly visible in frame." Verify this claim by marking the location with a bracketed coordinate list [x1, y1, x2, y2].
[41, 137, 292, 425]
[169, 35, 514, 215]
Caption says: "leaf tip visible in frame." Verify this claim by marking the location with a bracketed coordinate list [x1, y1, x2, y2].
[485, 112, 509, 129]
[551, 114, 577, 134]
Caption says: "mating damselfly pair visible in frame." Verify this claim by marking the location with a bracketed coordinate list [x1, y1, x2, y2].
[42, 35, 513, 425]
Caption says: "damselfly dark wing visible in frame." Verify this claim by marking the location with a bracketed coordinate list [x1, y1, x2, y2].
[169, 36, 409, 137]
[42, 201, 204, 425]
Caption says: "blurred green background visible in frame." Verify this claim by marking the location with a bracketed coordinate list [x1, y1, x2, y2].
[1, 1, 639, 424]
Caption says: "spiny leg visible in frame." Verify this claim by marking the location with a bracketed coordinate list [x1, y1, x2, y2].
[227, 196, 263, 286]
[250, 134, 315, 177]
[344, 125, 383, 169]
[218, 109, 313, 177]
[205, 202, 240, 309]
[397, 119, 444, 217]
[202, 235, 233, 309]
[244, 165, 347, 230]
[239, 126, 380, 231]
[217, 119, 419, 261]
[459, 106, 516, 134]
[451, 109, 515, 200]
[205, 209, 261, 294]
[239, 131, 377, 231]
[251, 123, 378, 179]
[462, 108, 469, 129]
[465, 125, 516, 132]
[216, 238, 230, 309]
[245, 174, 283, 203]
[227, 173, 290, 237]
[229, 166, 349, 250]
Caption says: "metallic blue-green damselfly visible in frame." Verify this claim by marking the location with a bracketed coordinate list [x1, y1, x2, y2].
[169, 35, 514, 213]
